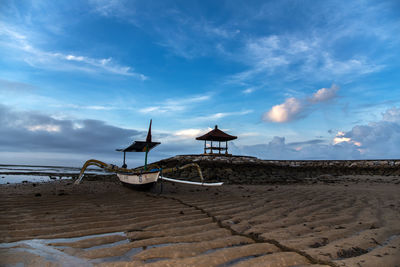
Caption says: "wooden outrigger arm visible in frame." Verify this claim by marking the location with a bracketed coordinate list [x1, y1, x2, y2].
[75, 159, 121, 185]
[74, 159, 222, 186]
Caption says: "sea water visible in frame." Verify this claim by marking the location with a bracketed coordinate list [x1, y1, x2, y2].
[0, 164, 112, 184]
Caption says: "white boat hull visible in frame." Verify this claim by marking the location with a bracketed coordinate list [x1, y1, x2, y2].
[117, 171, 160, 185]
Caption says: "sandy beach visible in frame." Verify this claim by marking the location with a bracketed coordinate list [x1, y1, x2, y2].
[1, 173, 399, 266]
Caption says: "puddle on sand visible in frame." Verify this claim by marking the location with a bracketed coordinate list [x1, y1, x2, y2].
[144, 257, 169, 263]
[201, 243, 246, 255]
[84, 239, 130, 251]
[0, 232, 128, 267]
[217, 253, 268, 267]
[90, 247, 144, 263]
[92, 242, 190, 263]
[144, 242, 189, 250]
[0, 232, 191, 265]
[0, 239, 92, 266]
[48, 231, 127, 244]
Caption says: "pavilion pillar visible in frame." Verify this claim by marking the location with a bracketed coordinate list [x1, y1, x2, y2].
[204, 140, 206, 154]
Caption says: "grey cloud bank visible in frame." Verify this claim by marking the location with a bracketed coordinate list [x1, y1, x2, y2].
[1, 104, 400, 166]
[236, 107, 400, 160]
[0, 104, 200, 166]
[0, 104, 147, 166]
[0, 104, 142, 153]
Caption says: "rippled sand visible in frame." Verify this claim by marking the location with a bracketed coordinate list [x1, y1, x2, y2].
[1, 177, 399, 266]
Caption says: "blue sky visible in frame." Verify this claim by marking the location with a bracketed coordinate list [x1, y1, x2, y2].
[1, 0, 400, 166]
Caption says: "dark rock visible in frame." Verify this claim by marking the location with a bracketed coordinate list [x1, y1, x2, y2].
[35, 193, 41, 197]
[310, 238, 329, 248]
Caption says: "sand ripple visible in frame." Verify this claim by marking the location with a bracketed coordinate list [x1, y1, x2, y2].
[0, 180, 399, 266]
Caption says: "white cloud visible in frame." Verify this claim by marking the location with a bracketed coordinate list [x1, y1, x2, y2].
[139, 106, 161, 113]
[51, 103, 129, 111]
[189, 110, 253, 122]
[65, 55, 85, 61]
[89, 0, 138, 25]
[263, 98, 304, 123]
[229, 33, 384, 85]
[320, 54, 383, 77]
[0, 26, 147, 79]
[263, 85, 339, 123]
[138, 105, 185, 114]
[174, 128, 211, 139]
[26, 124, 61, 132]
[333, 135, 351, 145]
[239, 132, 261, 137]
[139, 94, 211, 114]
[309, 84, 339, 103]
[85, 105, 115, 110]
[242, 88, 255, 94]
[382, 107, 400, 122]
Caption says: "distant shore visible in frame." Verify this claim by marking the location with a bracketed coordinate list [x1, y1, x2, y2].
[2, 156, 400, 185]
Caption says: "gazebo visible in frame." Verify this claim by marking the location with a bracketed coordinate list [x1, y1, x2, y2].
[196, 125, 237, 155]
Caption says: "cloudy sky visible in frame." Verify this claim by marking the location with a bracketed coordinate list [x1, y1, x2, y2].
[1, 0, 400, 166]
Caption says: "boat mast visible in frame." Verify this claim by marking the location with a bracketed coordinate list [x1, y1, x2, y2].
[144, 146, 149, 170]
[144, 119, 152, 171]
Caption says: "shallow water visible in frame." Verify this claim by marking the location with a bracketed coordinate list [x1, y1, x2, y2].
[0, 174, 72, 184]
[0, 165, 81, 173]
[0, 232, 129, 266]
[0, 165, 112, 184]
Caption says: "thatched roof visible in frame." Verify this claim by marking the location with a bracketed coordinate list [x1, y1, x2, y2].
[196, 125, 237, 141]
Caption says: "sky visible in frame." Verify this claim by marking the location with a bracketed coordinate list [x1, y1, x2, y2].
[1, 0, 400, 167]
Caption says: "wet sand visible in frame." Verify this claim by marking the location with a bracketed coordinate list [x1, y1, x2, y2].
[1, 176, 399, 266]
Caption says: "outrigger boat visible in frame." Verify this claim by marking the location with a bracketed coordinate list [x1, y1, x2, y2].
[74, 120, 223, 190]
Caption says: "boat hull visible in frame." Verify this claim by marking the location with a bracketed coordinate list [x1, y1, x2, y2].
[117, 171, 160, 185]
